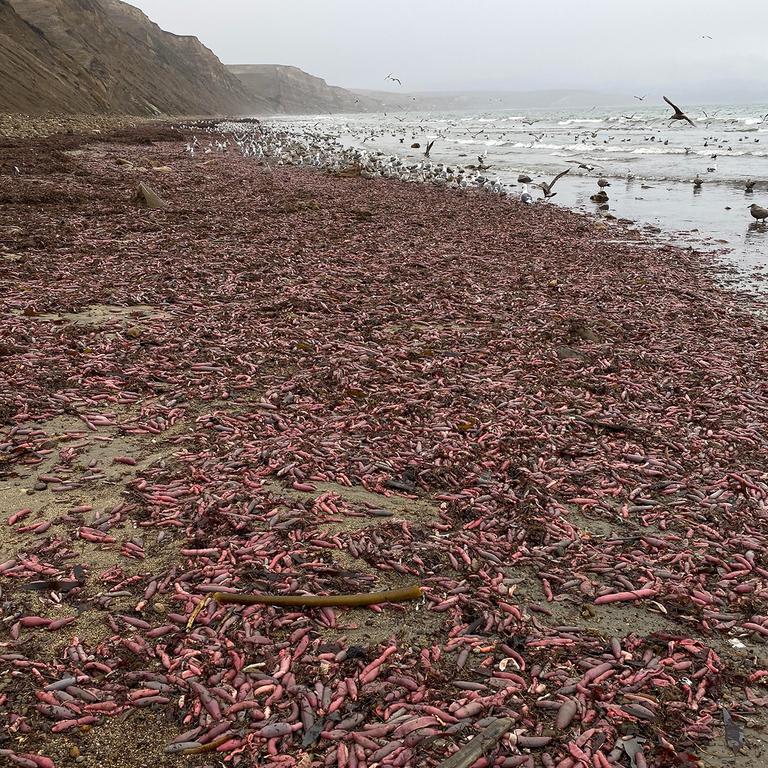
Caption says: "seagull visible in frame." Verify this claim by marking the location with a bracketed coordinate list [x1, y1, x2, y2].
[424, 139, 436, 158]
[566, 161, 596, 171]
[536, 168, 571, 199]
[745, 179, 755, 193]
[701, 35, 713, 40]
[634, 95, 646, 102]
[693, 174, 703, 188]
[597, 177, 611, 189]
[520, 185, 534, 205]
[385, 74, 402, 86]
[663, 96, 695, 127]
[749, 203, 768, 223]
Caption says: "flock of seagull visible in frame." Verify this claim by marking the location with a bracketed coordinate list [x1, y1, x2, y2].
[189, 95, 768, 226]
[211, 121, 510, 195]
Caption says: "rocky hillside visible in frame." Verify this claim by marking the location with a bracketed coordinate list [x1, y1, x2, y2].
[228, 65, 381, 114]
[0, 0, 269, 115]
[0, 0, 103, 113]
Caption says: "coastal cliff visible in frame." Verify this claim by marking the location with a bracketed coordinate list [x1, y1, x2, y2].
[228, 64, 381, 114]
[0, 0, 267, 115]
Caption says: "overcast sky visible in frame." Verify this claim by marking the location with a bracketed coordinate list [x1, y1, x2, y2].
[128, 0, 768, 96]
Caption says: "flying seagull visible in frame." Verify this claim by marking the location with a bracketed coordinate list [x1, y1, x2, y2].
[424, 139, 436, 158]
[664, 96, 695, 127]
[385, 74, 402, 86]
[536, 168, 571, 199]
[634, 95, 646, 102]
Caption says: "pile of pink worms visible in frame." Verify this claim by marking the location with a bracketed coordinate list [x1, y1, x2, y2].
[1, 125, 767, 768]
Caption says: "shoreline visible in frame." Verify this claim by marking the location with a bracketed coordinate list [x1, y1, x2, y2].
[2, 125, 768, 767]
[262, 110, 768, 290]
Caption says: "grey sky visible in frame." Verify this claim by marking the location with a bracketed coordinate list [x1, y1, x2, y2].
[128, 0, 768, 96]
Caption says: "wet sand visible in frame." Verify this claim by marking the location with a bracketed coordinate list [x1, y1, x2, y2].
[1, 125, 768, 767]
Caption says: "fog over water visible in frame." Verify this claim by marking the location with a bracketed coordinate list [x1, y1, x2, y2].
[129, 0, 768, 100]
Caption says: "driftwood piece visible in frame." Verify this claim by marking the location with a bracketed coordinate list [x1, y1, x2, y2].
[214, 584, 423, 607]
[437, 718, 513, 768]
[134, 182, 165, 209]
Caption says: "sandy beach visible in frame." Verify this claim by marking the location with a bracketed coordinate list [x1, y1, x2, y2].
[2, 123, 768, 768]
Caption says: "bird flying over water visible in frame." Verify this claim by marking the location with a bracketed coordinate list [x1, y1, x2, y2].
[634, 95, 646, 102]
[663, 96, 695, 127]
[536, 168, 571, 199]
[385, 74, 402, 86]
[424, 139, 436, 158]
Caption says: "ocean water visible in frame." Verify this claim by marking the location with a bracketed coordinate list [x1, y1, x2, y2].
[269, 104, 768, 282]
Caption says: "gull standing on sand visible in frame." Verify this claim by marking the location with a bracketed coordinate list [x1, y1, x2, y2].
[750, 204, 768, 223]
[520, 185, 534, 205]
[663, 96, 695, 127]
